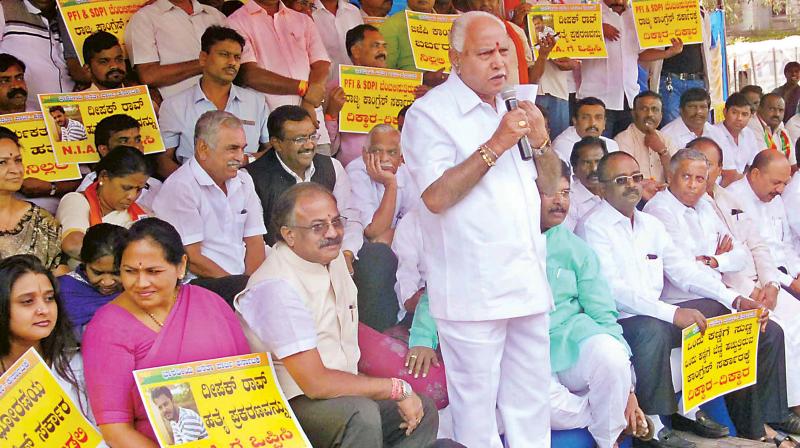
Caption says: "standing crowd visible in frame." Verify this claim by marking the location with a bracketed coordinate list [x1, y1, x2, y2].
[2, 0, 800, 447]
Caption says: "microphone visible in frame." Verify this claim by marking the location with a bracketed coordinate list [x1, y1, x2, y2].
[501, 87, 533, 160]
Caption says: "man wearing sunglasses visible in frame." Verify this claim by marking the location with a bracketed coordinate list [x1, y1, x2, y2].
[577, 151, 770, 448]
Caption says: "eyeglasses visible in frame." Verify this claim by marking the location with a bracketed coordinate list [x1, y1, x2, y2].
[542, 189, 571, 199]
[289, 216, 348, 235]
[283, 133, 320, 146]
[603, 173, 645, 186]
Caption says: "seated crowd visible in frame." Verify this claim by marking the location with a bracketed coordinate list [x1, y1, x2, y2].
[3, 0, 800, 446]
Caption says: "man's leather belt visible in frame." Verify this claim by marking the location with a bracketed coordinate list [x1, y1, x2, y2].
[663, 72, 703, 81]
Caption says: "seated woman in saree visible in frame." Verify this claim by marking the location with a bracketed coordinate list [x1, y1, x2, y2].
[57, 146, 150, 263]
[59, 223, 127, 341]
[0, 126, 63, 272]
[0, 254, 96, 423]
[82, 217, 251, 448]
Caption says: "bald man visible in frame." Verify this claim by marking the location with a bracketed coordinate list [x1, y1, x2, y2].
[727, 150, 800, 297]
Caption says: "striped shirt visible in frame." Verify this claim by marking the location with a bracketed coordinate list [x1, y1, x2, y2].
[61, 119, 87, 142]
[170, 407, 208, 444]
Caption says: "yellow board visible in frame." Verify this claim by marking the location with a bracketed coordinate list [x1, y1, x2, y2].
[0, 112, 82, 182]
[134, 353, 311, 448]
[406, 11, 457, 72]
[38, 86, 164, 165]
[681, 310, 760, 412]
[338, 65, 422, 134]
[527, 4, 607, 59]
[58, 0, 147, 65]
[363, 16, 387, 27]
[631, 0, 703, 49]
[0, 348, 105, 448]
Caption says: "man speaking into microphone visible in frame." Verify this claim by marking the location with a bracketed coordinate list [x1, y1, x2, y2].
[401, 11, 561, 448]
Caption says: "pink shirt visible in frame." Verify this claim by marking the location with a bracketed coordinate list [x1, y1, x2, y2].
[226, 0, 330, 111]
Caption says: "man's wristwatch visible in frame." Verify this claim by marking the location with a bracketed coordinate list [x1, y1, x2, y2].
[392, 378, 413, 401]
[532, 137, 551, 157]
[766, 280, 781, 291]
[48, 182, 57, 197]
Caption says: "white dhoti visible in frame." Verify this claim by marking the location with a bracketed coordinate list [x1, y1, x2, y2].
[436, 313, 551, 448]
[555, 333, 631, 448]
[772, 288, 800, 407]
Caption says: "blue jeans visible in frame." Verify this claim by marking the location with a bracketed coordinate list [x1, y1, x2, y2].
[536, 94, 570, 140]
[659, 74, 704, 125]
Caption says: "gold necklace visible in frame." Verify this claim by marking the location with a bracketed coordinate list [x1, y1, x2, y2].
[136, 287, 179, 329]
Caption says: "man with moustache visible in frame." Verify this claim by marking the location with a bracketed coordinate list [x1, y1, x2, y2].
[747, 93, 797, 171]
[689, 138, 800, 438]
[564, 136, 606, 231]
[713, 93, 766, 186]
[153, 110, 267, 299]
[248, 106, 400, 332]
[360, 0, 392, 17]
[615, 91, 677, 191]
[540, 161, 640, 448]
[661, 88, 726, 149]
[0, 54, 83, 211]
[553, 97, 619, 164]
[0, 53, 28, 114]
[81, 31, 127, 91]
[324, 24, 390, 166]
[235, 182, 439, 448]
[727, 150, 800, 298]
[576, 151, 770, 447]
[402, 11, 561, 447]
[157, 26, 270, 178]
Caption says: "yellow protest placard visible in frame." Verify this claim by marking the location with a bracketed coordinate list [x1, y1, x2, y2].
[631, 0, 703, 49]
[338, 65, 422, 133]
[0, 112, 82, 182]
[527, 4, 607, 59]
[134, 353, 311, 448]
[0, 348, 104, 448]
[58, 0, 146, 65]
[681, 310, 760, 412]
[38, 86, 164, 165]
[406, 11, 457, 72]
[363, 16, 386, 27]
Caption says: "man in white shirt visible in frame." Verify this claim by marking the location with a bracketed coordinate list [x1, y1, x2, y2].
[346, 124, 417, 245]
[235, 182, 439, 448]
[614, 90, 677, 188]
[312, 0, 364, 70]
[747, 93, 797, 171]
[564, 136, 606, 231]
[153, 110, 267, 301]
[392, 208, 425, 320]
[661, 87, 726, 149]
[553, 97, 619, 163]
[727, 150, 800, 297]
[714, 92, 766, 187]
[578, 0, 682, 137]
[401, 11, 561, 447]
[577, 151, 775, 446]
[690, 137, 800, 430]
[125, 0, 226, 99]
[157, 26, 270, 178]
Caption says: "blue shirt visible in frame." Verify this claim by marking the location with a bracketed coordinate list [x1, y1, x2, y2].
[158, 80, 270, 163]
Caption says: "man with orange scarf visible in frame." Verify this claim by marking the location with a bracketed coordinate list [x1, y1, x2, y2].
[748, 93, 798, 174]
